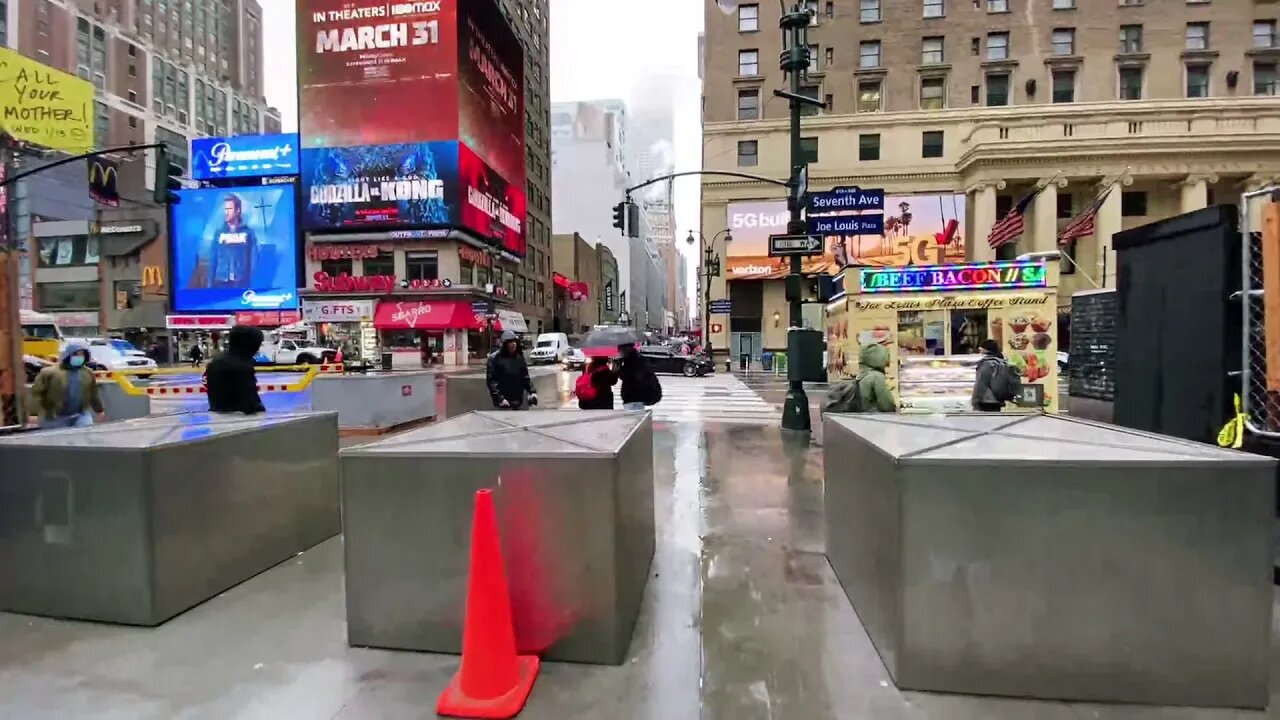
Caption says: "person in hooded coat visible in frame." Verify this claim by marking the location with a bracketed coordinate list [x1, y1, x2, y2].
[486, 330, 536, 409]
[206, 325, 266, 414]
[29, 340, 105, 428]
[855, 342, 897, 412]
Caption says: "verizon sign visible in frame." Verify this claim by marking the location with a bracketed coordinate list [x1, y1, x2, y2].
[302, 299, 375, 322]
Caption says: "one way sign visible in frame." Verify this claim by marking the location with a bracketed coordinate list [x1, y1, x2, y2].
[768, 234, 823, 257]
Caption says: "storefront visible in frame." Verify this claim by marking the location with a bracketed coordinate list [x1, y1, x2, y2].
[371, 300, 512, 368]
[302, 300, 377, 362]
[825, 260, 1059, 413]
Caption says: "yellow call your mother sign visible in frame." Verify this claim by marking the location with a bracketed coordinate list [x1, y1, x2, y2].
[0, 49, 93, 154]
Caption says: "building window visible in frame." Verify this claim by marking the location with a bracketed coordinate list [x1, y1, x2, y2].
[320, 258, 353, 277]
[857, 80, 882, 112]
[805, 0, 819, 23]
[825, 47, 834, 66]
[737, 140, 759, 166]
[1057, 193, 1073, 219]
[1186, 65, 1209, 98]
[987, 0, 1007, 11]
[808, 44, 820, 74]
[923, 0, 943, 18]
[1121, 191, 1147, 217]
[987, 32, 1009, 60]
[459, 258, 475, 285]
[985, 73, 1009, 106]
[860, 0, 880, 22]
[738, 49, 759, 76]
[920, 76, 945, 109]
[738, 3, 758, 32]
[921, 130, 944, 158]
[1054, 0, 1075, 8]
[1255, 63, 1278, 95]
[1052, 28, 1075, 55]
[94, 101, 109, 144]
[800, 137, 819, 164]
[859, 40, 881, 68]
[800, 85, 821, 116]
[1052, 69, 1076, 102]
[37, 282, 100, 310]
[1119, 25, 1143, 53]
[405, 251, 439, 282]
[1255, 20, 1277, 49]
[1185, 22, 1209, 51]
[363, 251, 394, 277]
[737, 89, 759, 120]
[1119, 66, 1144, 100]
[922, 37, 944, 64]
[858, 134, 880, 161]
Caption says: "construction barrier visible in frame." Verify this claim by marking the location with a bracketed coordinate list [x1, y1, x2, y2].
[94, 364, 343, 397]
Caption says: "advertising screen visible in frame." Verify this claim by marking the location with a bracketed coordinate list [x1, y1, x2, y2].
[191, 133, 300, 180]
[301, 141, 459, 230]
[171, 185, 299, 312]
[458, 143, 525, 256]
[457, 0, 525, 188]
[296, 0, 459, 148]
[724, 195, 967, 280]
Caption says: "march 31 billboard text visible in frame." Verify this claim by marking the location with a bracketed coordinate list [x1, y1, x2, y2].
[170, 185, 299, 312]
[295, 0, 458, 149]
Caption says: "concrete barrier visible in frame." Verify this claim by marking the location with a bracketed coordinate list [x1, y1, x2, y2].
[310, 371, 437, 433]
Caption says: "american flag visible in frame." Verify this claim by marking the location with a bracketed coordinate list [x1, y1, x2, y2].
[986, 186, 1042, 250]
[1057, 186, 1113, 247]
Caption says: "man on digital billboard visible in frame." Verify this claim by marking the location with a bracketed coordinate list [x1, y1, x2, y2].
[457, 0, 525, 190]
[172, 185, 298, 312]
[301, 141, 459, 230]
[295, 0, 459, 149]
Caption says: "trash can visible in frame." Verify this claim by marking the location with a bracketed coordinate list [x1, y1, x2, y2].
[380, 351, 393, 371]
[760, 352, 774, 372]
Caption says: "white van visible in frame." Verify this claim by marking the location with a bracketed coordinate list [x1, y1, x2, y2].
[528, 332, 570, 364]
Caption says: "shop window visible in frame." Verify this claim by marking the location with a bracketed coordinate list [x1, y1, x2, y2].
[36, 235, 98, 267]
[468, 329, 492, 360]
[477, 264, 491, 288]
[381, 329, 418, 348]
[37, 281, 100, 310]
[363, 250, 394, 277]
[949, 309, 989, 355]
[405, 251, 439, 282]
[1121, 190, 1147, 217]
[320, 258, 352, 277]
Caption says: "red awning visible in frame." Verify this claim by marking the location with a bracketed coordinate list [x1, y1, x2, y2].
[373, 301, 486, 330]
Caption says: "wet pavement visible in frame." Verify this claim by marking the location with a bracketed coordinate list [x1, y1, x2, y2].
[2, 409, 1279, 718]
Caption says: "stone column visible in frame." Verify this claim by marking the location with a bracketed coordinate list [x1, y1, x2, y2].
[1093, 178, 1129, 288]
[1178, 174, 1215, 214]
[968, 181, 1003, 263]
[1032, 177, 1068, 252]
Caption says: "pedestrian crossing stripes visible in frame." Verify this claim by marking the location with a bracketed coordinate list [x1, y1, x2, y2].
[651, 374, 781, 426]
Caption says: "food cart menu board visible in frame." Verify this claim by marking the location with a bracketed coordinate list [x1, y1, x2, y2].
[1068, 290, 1117, 402]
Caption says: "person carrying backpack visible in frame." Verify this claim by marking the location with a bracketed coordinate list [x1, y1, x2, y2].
[617, 343, 661, 411]
[576, 356, 617, 410]
[823, 343, 896, 414]
[972, 338, 1019, 412]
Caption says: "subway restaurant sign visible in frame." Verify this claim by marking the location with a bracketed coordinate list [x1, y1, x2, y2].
[860, 261, 1048, 294]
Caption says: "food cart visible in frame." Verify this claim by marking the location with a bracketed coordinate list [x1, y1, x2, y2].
[825, 260, 1060, 413]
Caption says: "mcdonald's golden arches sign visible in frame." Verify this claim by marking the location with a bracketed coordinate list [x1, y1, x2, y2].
[87, 156, 120, 207]
[142, 265, 164, 288]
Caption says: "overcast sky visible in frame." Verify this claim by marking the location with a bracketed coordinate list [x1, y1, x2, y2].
[260, 0, 705, 291]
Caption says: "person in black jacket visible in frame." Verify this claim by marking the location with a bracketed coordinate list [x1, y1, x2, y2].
[206, 325, 266, 414]
[616, 342, 660, 410]
[486, 330, 536, 409]
[577, 357, 617, 410]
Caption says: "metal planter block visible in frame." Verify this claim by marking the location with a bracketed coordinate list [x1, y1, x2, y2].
[0, 411, 341, 626]
[340, 409, 655, 665]
[310, 371, 438, 430]
[438, 368, 563, 419]
[823, 413, 1276, 709]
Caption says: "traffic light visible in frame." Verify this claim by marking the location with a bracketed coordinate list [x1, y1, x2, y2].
[154, 146, 184, 205]
[611, 201, 626, 232]
[625, 202, 640, 239]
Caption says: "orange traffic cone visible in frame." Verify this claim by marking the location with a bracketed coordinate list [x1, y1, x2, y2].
[437, 489, 540, 719]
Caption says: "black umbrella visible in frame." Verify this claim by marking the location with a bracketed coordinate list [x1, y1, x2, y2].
[579, 326, 645, 357]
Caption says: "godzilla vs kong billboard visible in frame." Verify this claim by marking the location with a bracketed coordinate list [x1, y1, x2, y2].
[296, 0, 527, 256]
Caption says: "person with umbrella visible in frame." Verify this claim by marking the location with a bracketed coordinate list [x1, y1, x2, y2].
[487, 330, 536, 409]
[616, 342, 662, 411]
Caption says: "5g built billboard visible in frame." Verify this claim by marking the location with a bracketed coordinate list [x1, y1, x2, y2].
[296, 0, 527, 257]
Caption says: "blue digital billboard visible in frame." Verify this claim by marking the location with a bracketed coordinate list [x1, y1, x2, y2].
[300, 141, 459, 230]
[170, 184, 299, 312]
[190, 133, 299, 181]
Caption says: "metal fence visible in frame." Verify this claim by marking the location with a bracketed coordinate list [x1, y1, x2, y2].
[1240, 187, 1280, 437]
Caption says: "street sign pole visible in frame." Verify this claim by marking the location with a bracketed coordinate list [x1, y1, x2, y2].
[780, 4, 815, 433]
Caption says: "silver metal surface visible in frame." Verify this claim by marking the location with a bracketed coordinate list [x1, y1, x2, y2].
[340, 409, 655, 665]
[310, 371, 437, 429]
[824, 412, 1276, 709]
[98, 382, 150, 421]
[0, 411, 341, 626]
[1241, 185, 1280, 437]
[438, 368, 562, 418]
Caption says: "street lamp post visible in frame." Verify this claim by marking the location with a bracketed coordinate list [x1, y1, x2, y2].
[686, 229, 731, 359]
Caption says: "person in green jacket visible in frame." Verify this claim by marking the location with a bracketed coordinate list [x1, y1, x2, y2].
[29, 341, 106, 428]
[856, 342, 897, 412]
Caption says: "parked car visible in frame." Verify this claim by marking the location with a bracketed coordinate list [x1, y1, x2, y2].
[258, 338, 337, 365]
[638, 345, 714, 377]
[560, 347, 587, 370]
[529, 332, 571, 364]
[84, 338, 158, 377]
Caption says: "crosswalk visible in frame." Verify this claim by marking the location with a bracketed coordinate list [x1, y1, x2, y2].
[650, 373, 782, 426]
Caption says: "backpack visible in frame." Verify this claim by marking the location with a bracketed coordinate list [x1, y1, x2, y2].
[987, 358, 1023, 403]
[575, 372, 598, 402]
[822, 377, 863, 414]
